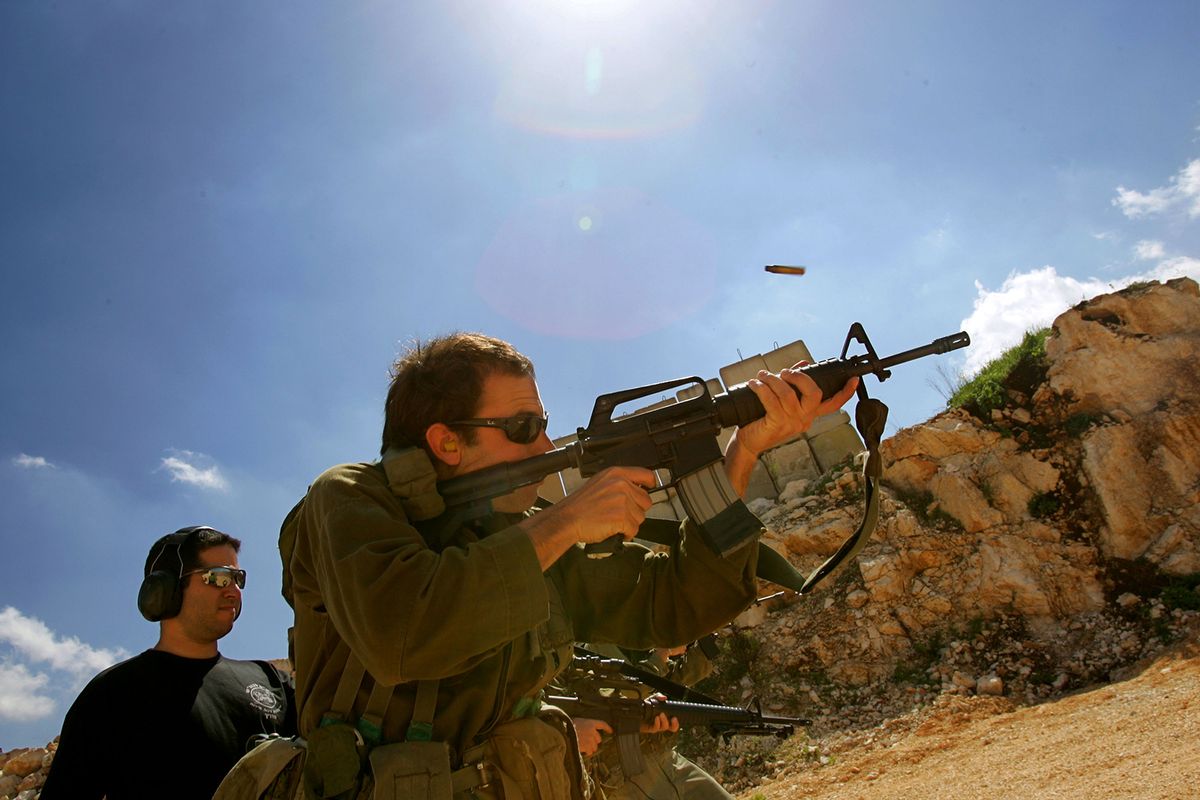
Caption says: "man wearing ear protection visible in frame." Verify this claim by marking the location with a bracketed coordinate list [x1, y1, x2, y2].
[281, 332, 856, 799]
[41, 526, 297, 800]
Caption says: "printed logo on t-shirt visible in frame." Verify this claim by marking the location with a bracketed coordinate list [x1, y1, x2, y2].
[246, 683, 282, 718]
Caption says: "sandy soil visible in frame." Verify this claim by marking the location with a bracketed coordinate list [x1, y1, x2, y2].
[743, 643, 1200, 800]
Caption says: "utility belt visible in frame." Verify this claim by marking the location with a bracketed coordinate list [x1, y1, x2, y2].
[297, 653, 588, 800]
[300, 705, 584, 800]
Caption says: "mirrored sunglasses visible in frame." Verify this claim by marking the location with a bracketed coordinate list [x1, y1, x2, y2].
[449, 414, 549, 445]
[183, 566, 247, 590]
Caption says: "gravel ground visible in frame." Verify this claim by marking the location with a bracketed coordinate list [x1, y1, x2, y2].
[741, 642, 1200, 800]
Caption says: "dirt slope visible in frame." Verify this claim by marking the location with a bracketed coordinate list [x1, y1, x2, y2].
[743, 643, 1199, 800]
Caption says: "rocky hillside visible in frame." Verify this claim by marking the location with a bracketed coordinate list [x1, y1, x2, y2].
[4, 279, 1197, 800]
[681, 277, 1200, 793]
[0, 746, 50, 800]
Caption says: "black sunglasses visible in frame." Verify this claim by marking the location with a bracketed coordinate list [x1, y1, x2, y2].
[182, 566, 247, 590]
[449, 414, 549, 445]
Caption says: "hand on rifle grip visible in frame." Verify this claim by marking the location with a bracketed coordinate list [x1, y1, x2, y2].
[583, 534, 625, 557]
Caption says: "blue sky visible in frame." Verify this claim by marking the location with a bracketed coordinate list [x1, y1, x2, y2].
[2, 0, 1198, 748]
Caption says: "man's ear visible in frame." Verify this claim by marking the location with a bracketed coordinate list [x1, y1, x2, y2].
[425, 423, 462, 467]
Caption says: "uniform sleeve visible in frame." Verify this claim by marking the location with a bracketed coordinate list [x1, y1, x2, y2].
[292, 464, 552, 683]
[38, 687, 108, 800]
[553, 518, 758, 649]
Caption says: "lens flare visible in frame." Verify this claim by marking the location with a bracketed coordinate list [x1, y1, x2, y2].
[476, 187, 717, 339]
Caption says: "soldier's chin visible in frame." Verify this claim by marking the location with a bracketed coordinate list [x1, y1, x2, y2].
[492, 485, 539, 514]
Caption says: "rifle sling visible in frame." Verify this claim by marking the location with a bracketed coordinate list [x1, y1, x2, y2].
[798, 392, 888, 595]
[320, 649, 396, 747]
[630, 517, 811, 594]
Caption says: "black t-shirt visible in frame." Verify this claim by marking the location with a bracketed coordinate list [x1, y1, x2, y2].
[40, 649, 297, 800]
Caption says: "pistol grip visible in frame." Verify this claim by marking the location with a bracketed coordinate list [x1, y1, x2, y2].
[582, 534, 623, 558]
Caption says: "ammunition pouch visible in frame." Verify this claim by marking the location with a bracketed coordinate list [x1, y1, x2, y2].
[283, 737, 491, 800]
[368, 740, 454, 799]
[480, 714, 581, 800]
[303, 722, 368, 800]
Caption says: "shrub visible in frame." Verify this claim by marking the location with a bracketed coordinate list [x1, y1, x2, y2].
[949, 328, 1049, 419]
[1028, 492, 1060, 518]
[1065, 412, 1100, 437]
[1161, 574, 1200, 611]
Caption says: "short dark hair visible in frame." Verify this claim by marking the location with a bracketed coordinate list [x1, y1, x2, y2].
[381, 332, 535, 456]
[143, 526, 242, 579]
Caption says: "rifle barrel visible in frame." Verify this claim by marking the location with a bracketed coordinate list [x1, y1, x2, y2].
[872, 331, 971, 372]
[716, 330, 969, 427]
[650, 697, 807, 728]
[545, 695, 805, 737]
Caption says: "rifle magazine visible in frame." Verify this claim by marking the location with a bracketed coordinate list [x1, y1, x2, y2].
[675, 464, 764, 556]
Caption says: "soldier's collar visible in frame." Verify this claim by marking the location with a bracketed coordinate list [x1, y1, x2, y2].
[380, 447, 446, 522]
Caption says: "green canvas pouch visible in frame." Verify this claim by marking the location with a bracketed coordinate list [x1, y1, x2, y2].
[367, 740, 453, 800]
[484, 716, 573, 800]
[303, 722, 366, 800]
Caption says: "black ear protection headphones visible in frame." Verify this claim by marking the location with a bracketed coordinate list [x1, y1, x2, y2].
[137, 525, 219, 622]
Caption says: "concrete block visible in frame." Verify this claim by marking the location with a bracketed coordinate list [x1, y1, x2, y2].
[744, 461, 780, 503]
[537, 472, 568, 503]
[809, 425, 866, 472]
[761, 439, 821, 493]
[719, 340, 814, 388]
[806, 409, 853, 439]
[762, 340, 815, 373]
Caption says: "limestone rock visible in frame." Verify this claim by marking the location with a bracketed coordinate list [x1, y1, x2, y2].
[1046, 278, 1200, 418]
[976, 534, 1103, 618]
[0, 749, 44, 779]
[1081, 408, 1200, 573]
[978, 675, 1004, 696]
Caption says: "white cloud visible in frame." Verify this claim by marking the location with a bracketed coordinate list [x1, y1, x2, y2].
[0, 607, 128, 722]
[1141, 256, 1200, 284]
[1134, 240, 1165, 260]
[159, 449, 229, 491]
[0, 607, 128, 681]
[0, 662, 54, 722]
[1113, 158, 1200, 219]
[961, 258, 1200, 376]
[12, 453, 54, 469]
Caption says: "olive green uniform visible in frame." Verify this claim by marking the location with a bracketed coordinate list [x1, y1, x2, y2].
[283, 454, 758, 797]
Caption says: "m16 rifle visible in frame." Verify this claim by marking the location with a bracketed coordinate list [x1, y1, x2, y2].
[439, 324, 969, 592]
[546, 652, 808, 776]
